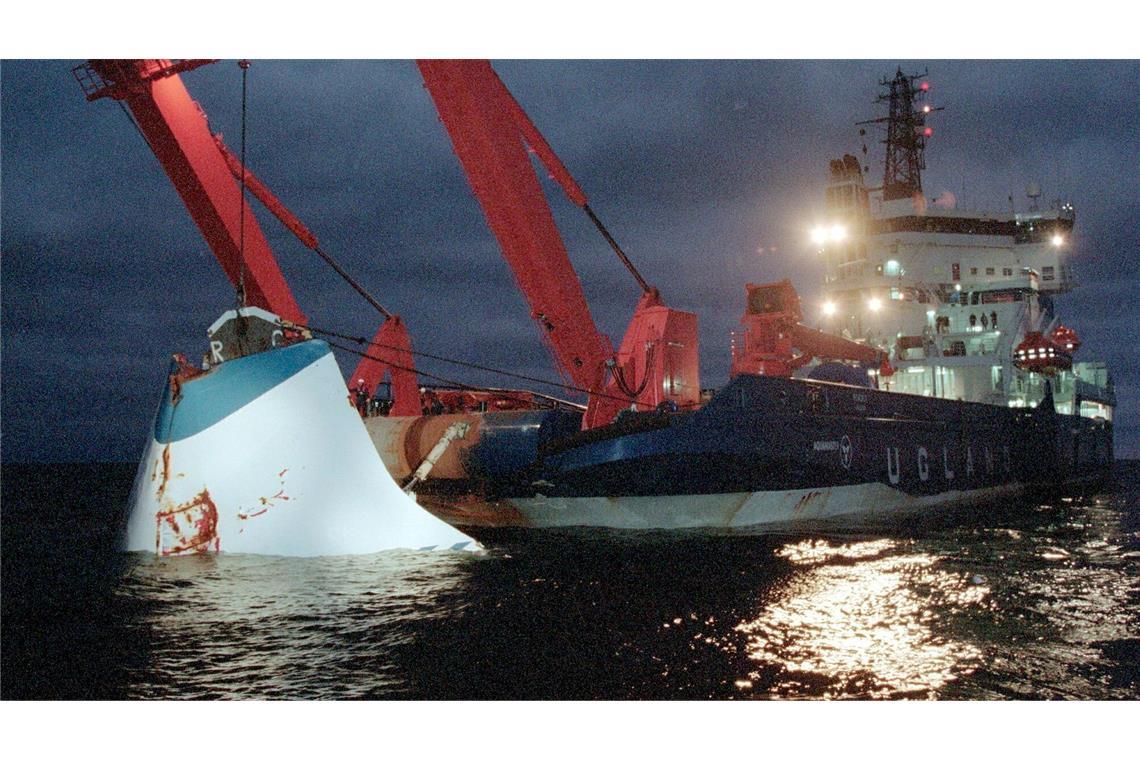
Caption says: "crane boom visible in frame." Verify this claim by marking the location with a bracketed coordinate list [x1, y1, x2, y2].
[731, 280, 889, 378]
[77, 59, 421, 414]
[417, 60, 614, 397]
[497, 77, 653, 295]
[418, 60, 701, 428]
[81, 59, 700, 425]
[74, 59, 305, 324]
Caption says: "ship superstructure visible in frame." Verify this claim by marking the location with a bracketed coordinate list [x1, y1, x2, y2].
[813, 70, 1114, 423]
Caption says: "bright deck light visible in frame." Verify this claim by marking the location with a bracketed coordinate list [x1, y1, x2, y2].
[868, 297, 883, 312]
[822, 301, 837, 316]
[811, 224, 847, 245]
[1051, 233, 1064, 247]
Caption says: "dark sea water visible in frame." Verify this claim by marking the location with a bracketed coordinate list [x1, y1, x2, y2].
[2, 462, 1138, 700]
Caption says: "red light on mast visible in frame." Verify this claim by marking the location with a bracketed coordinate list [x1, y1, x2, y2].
[923, 127, 933, 137]
[920, 81, 930, 91]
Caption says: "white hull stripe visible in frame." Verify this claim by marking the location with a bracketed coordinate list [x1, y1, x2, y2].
[504, 481, 1025, 530]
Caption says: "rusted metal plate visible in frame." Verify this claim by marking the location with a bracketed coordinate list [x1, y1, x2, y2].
[363, 416, 418, 477]
[156, 489, 220, 556]
[237, 469, 291, 524]
[364, 413, 483, 481]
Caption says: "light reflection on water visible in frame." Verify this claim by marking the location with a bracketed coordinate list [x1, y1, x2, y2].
[734, 538, 989, 698]
[107, 493, 1139, 700]
[118, 550, 479, 699]
[106, 491, 1138, 700]
[7, 464, 1136, 699]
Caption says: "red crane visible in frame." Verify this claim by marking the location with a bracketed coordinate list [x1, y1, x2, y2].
[731, 280, 891, 378]
[73, 60, 302, 322]
[417, 60, 700, 429]
[74, 59, 421, 416]
[211, 136, 420, 415]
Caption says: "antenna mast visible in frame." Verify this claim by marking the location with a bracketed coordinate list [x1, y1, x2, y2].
[858, 68, 941, 202]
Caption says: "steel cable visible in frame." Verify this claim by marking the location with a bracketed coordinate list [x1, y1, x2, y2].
[301, 323, 642, 407]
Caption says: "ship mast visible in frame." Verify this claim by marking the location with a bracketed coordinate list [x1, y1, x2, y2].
[858, 69, 940, 202]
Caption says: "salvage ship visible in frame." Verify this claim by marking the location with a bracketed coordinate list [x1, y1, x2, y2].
[373, 67, 1115, 531]
[78, 61, 1115, 554]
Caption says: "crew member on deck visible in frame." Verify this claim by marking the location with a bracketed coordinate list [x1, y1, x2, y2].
[354, 379, 369, 417]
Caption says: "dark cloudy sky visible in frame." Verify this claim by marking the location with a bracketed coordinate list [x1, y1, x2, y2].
[2, 59, 1137, 462]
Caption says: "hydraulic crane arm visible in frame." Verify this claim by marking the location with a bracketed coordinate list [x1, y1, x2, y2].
[731, 280, 889, 378]
[417, 60, 614, 397]
[418, 60, 701, 428]
[77, 59, 420, 414]
[789, 323, 885, 365]
[496, 78, 654, 296]
[73, 59, 304, 324]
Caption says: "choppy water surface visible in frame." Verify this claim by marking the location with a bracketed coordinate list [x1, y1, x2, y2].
[3, 462, 1138, 699]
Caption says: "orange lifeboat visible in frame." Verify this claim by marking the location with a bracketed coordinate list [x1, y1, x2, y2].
[1049, 324, 1082, 352]
[1014, 330, 1074, 375]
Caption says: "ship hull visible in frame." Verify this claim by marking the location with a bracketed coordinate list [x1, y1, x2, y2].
[127, 339, 476, 557]
[499, 482, 1028, 530]
[406, 374, 1113, 530]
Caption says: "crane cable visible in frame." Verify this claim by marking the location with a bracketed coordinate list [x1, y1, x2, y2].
[297, 322, 650, 408]
[321, 336, 624, 409]
[581, 204, 654, 296]
[310, 244, 392, 320]
[235, 59, 251, 309]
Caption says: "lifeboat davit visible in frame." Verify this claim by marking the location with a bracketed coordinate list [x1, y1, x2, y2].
[1014, 328, 1077, 375]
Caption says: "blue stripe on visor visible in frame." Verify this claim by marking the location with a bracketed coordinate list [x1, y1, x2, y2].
[154, 340, 332, 444]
